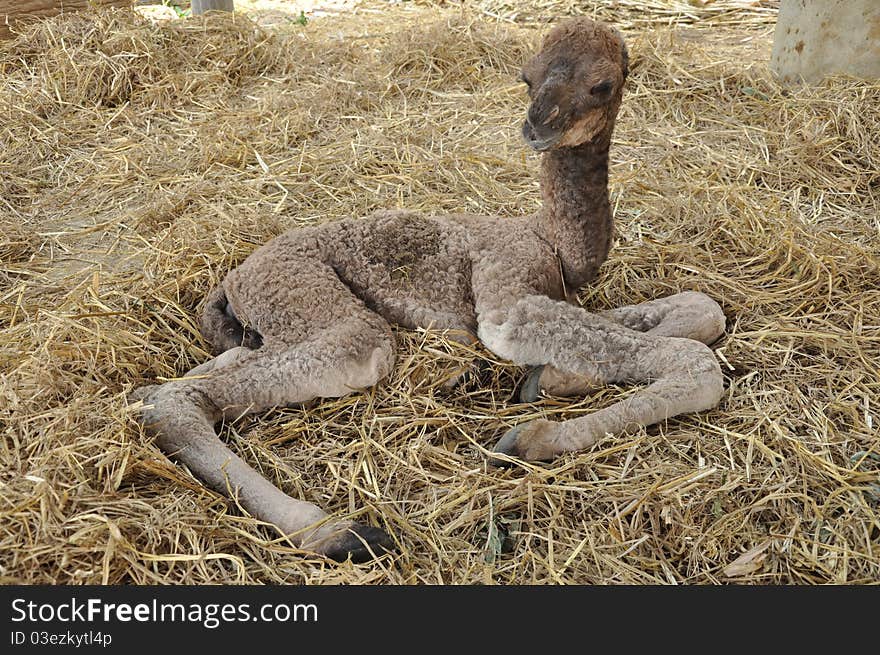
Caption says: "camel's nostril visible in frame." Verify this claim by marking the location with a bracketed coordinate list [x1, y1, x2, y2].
[542, 105, 560, 126]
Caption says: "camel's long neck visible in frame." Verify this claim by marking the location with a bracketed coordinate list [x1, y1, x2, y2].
[535, 130, 613, 290]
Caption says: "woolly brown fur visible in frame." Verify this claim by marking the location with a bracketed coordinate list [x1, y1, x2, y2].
[135, 16, 726, 561]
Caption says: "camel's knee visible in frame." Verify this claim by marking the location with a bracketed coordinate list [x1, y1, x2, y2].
[303, 335, 396, 400]
[136, 382, 214, 424]
[478, 320, 544, 365]
[133, 381, 220, 451]
[476, 295, 563, 366]
[139, 348, 262, 425]
[344, 338, 396, 390]
[133, 383, 172, 427]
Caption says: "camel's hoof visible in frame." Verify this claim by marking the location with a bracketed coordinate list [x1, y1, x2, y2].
[324, 524, 396, 563]
[519, 366, 545, 403]
[488, 423, 529, 468]
[489, 419, 561, 466]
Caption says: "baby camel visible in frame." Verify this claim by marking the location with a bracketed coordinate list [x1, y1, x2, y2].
[135, 18, 725, 562]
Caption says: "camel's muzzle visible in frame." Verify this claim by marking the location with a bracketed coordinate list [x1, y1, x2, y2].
[522, 119, 560, 152]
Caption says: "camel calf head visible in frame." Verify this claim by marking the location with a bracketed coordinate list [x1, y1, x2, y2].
[520, 17, 629, 151]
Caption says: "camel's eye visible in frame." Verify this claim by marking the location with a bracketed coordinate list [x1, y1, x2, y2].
[521, 73, 532, 89]
[590, 79, 613, 96]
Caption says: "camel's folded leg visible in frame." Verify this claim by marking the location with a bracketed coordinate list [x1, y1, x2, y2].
[133, 328, 397, 562]
[478, 294, 724, 462]
[519, 291, 725, 402]
[599, 291, 726, 344]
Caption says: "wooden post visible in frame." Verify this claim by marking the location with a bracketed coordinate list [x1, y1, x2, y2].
[0, 1, 133, 39]
[191, 0, 234, 15]
[771, 0, 880, 84]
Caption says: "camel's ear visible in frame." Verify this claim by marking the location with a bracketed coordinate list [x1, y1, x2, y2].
[621, 42, 629, 80]
[590, 79, 613, 97]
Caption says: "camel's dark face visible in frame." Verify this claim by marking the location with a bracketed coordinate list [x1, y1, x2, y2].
[520, 18, 628, 151]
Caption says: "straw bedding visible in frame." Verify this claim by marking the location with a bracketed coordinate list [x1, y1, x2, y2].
[1, 0, 877, 584]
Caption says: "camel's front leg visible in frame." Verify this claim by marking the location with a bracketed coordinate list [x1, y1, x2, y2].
[519, 291, 725, 402]
[600, 291, 726, 344]
[477, 294, 724, 462]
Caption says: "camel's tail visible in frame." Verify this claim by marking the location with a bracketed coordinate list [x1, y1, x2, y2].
[199, 285, 263, 353]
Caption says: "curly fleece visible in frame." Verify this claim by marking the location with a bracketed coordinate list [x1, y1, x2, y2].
[135, 18, 725, 561]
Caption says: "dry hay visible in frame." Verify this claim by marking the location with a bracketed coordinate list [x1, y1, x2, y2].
[1, 1, 878, 585]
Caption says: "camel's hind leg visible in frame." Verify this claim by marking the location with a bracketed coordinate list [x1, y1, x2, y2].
[477, 294, 724, 462]
[135, 268, 397, 562]
[519, 291, 725, 402]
